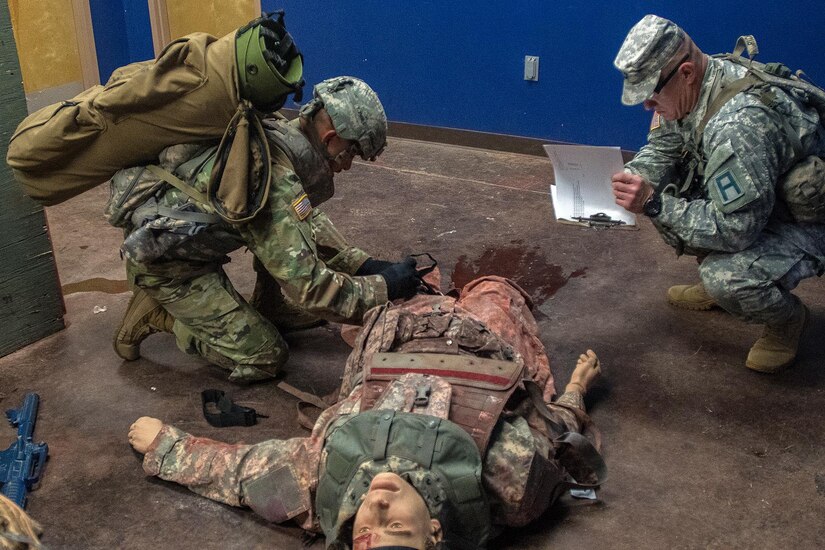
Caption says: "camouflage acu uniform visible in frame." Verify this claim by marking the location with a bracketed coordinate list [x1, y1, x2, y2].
[123, 146, 387, 381]
[141, 277, 599, 536]
[622, 39, 825, 325]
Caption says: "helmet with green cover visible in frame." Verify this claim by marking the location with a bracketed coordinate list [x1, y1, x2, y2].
[235, 11, 304, 112]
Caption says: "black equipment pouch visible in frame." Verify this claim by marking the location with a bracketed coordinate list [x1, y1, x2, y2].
[201, 389, 267, 427]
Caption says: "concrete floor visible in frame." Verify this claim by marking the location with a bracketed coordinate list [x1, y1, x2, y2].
[2, 137, 825, 549]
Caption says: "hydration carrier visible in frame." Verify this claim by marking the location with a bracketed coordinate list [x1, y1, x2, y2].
[105, 144, 224, 263]
[698, 36, 825, 223]
[7, 12, 302, 206]
[105, 144, 215, 230]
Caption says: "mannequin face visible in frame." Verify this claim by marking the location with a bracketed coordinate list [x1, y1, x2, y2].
[352, 472, 442, 550]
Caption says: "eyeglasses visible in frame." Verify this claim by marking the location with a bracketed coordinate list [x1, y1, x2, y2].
[331, 142, 361, 167]
[652, 53, 690, 95]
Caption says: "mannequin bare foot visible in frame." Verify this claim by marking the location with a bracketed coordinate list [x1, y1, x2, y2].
[129, 417, 163, 453]
[565, 349, 601, 395]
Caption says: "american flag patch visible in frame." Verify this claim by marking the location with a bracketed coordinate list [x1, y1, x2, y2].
[291, 193, 312, 220]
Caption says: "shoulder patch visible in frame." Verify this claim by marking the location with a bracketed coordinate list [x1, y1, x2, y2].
[713, 170, 744, 205]
[649, 112, 662, 132]
[291, 192, 312, 221]
[705, 140, 759, 213]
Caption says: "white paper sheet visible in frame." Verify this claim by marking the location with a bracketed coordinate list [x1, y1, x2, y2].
[544, 144, 636, 226]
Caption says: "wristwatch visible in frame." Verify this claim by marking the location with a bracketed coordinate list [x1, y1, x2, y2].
[642, 192, 662, 218]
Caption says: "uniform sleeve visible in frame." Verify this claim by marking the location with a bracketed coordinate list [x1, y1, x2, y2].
[310, 210, 371, 275]
[624, 113, 685, 189]
[651, 99, 788, 252]
[142, 425, 315, 520]
[238, 168, 388, 323]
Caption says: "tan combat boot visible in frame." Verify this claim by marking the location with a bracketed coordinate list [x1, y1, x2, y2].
[667, 283, 717, 311]
[746, 299, 810, 373]
[113, 288, 175, 360]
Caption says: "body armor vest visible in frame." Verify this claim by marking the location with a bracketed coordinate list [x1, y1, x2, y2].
[361, 352, 523, 453]
[262, 117, 335, 206]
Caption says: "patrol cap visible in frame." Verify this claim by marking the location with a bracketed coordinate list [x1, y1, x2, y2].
[614, 14, 686, 105]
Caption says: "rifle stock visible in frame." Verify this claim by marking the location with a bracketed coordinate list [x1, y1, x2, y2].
[1, 393, 49, 509]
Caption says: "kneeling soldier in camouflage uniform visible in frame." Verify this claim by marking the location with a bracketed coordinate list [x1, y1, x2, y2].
[129, 276, 605, 549]
[108, 77, 421, 382]
[611, 15, 825, 372]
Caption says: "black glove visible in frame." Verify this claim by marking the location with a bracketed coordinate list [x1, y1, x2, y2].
[380, 256, 419, 300]
[355, 258, 395, 276]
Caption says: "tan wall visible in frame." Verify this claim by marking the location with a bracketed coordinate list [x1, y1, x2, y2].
[165, 0, 257, 40]
[8, 0, 83, 93]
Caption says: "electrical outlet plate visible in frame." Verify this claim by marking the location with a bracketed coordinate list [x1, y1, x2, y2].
[524, 55, 539, 81]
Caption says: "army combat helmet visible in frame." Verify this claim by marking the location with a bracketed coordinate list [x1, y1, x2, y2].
[235, 11, 304, 111]
[300, 76, 388, 161]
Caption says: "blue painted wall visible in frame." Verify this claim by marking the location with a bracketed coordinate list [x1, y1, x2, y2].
[100, 1, 825, 150]
[89, 0, 153, 83]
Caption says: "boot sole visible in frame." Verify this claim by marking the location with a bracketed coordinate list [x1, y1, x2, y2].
[666, 297, 718, 311]
[113, 332, 140, 361]
[113, 303, 142, 360]
[745, 356, 794, 373]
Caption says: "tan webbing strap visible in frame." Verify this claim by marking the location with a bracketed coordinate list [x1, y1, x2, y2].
[698, 70, 805, 164]
[145, 164, 211, 206]
[277, 381, 334, 431]
[697, 74, 760, 138]
[276, 381, 329, 409]
[523, 379, 569, 438]
[368, 353, 523, 390]
[61, 277, 130, 295]
[732, 35, 759, 61]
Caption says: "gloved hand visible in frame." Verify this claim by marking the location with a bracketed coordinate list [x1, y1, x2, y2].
[380, 256, 419, 300]
[355, 257, 395, 276]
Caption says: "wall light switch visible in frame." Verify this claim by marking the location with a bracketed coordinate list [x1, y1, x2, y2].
[524, 55, 539, 81]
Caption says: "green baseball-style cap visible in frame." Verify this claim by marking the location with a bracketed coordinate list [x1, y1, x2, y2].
[614, 14, 685, 106]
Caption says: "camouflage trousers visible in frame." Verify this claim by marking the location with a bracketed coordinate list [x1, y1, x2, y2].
[126, 260, 288, 381]
[699, 221, 825, 325]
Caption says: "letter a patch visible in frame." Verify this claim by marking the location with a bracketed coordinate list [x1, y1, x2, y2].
[714, 170, 744, 205]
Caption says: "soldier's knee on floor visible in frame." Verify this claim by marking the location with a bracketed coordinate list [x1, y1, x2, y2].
[227, 344, 289, 382]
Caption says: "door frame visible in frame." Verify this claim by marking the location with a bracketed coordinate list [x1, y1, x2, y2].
[71, 0, 100, 88]
[148, 0, 261, 56]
